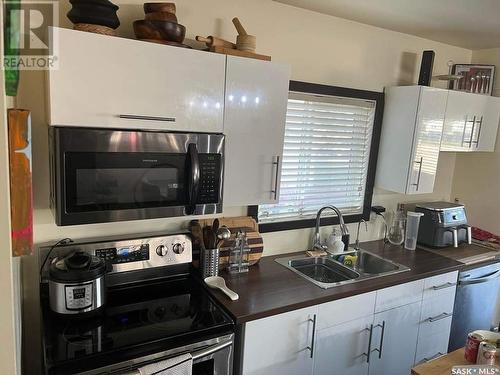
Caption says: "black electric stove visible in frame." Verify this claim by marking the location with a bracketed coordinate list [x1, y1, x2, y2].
[39, 233, 234, 375]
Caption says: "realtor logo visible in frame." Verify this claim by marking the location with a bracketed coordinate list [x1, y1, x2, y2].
[3, 0, 59, 70]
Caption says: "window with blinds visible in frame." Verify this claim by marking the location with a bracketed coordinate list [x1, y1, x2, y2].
[258, 91, 376, 223]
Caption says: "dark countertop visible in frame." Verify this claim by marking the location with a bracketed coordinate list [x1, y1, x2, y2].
[205, 240, 465, 324]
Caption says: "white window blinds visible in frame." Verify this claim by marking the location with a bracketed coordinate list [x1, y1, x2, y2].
[258, 92, 376, 223]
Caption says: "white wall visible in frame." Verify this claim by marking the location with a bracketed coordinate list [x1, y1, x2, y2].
[451, 47, 500, 235]
[18, 1, 472, 372]
[0, 4, 20, 374]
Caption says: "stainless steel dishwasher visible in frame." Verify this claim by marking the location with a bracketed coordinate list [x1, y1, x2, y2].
[449, 261, 500, 351]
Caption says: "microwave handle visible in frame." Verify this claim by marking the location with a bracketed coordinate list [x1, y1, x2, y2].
[186, 143, 200, 215]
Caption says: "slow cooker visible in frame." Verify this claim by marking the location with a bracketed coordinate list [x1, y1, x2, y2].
[48, 251, 106, 315]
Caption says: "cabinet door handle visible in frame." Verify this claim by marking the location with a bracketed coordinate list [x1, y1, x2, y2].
[472, 116, 483, 148]
[370, 321, 386, 359]
[431, 282, 456, 290]
[465, 115, 476, 148]
[119, 114, 176, 122]
[460, 115, 468, 147]
[421, 352, 445, 363]
[306, 314, 317, 359]
[411, 157, 423, 191]
[362, 324, 374, 363]
[425, 312, 452, 322]
[271, 155, 280, 200]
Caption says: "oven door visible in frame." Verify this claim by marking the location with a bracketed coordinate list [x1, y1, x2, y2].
[51, 127, 224, 225]
[79, 334, 234, 375]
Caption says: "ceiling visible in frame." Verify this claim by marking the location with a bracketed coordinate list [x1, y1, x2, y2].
[274, 0, 500, 50]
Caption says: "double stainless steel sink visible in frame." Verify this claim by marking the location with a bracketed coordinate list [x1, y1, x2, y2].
[275, 249, 410, 289]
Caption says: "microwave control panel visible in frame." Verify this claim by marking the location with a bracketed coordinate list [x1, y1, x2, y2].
[198, 154, 221, 204]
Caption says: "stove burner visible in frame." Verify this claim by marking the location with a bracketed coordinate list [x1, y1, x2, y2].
[42, 277, 233, 374]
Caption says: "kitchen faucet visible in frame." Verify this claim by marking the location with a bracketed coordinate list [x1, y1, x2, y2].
[312, 206, 349, 251]
[355, 219, 368, 250]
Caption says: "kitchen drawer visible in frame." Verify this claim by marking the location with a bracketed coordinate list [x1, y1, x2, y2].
[415, 316, 453, 364]
[375, 279, 424, 313]
[420, 288, 456, 322]
[317, 292, 376, 330]
[423, 271, 458, 300]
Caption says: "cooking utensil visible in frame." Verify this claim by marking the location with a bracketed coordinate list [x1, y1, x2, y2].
[202, 226, 211, 249]
[212, 218, 220, 235]
[217, 226, 231, 241]
[143, 2, 176, 14]
[190, 221, 205, 251]
[476, 73, 482, 93]
[470, 76, 476, 93]
[196, 35, 235, 49]
[232, 17, 256, 52]
[144, 11, 177, 23]
[204, 276, 239, 301]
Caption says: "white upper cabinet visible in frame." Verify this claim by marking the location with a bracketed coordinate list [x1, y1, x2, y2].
[441, 91, 500, 152]
[223, 56, 291, 206]
[376, 86, 447, 194]
[46, 27, 225, 132]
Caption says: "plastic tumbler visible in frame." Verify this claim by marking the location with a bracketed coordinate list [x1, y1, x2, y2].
[405, 212, 424, 250]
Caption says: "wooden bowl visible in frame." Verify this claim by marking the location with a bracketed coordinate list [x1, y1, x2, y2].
[133, 20, 162, 40]
[143, 2, 176, 14]
[144, 11, 177, 23]
[147, 20, 185, 43]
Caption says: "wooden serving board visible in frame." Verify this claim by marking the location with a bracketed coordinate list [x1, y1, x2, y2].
[198, 216, 264, 268]
[209, 46, 271, 61]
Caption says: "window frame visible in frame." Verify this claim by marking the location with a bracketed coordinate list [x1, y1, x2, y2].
[247, 80, 384, 233]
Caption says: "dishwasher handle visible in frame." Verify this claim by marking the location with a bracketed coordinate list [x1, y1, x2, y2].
[459, 269, 500, 286]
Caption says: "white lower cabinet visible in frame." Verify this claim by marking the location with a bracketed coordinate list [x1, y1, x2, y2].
[368, 302, 422, 375]
[241, 305, 318, 375]
[241, 272, 458, 375]
[314, 316, 373, 375]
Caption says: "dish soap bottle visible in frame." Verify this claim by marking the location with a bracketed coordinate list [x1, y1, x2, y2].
[326, 227, 345, 254]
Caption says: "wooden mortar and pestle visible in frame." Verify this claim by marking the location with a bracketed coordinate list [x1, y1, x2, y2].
[232, 17, 256, 52]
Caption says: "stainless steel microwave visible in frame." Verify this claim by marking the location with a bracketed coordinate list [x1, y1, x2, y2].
[49, 127, 224, 226]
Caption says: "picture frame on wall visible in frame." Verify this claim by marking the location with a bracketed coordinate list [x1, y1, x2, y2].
[449, 64, 495, 95]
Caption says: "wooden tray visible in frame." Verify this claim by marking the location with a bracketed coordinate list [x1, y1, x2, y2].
[209, 46, 271, 61]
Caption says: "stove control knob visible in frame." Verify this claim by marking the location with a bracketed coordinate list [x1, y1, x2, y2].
[156, 245, 167, 257]
[172, 243, 184, 255]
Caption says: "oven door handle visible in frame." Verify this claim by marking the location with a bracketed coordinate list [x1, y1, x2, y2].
[186, 143, 200, 215]
[192, 338, 233, 361]
[117, 339, 233, 374]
